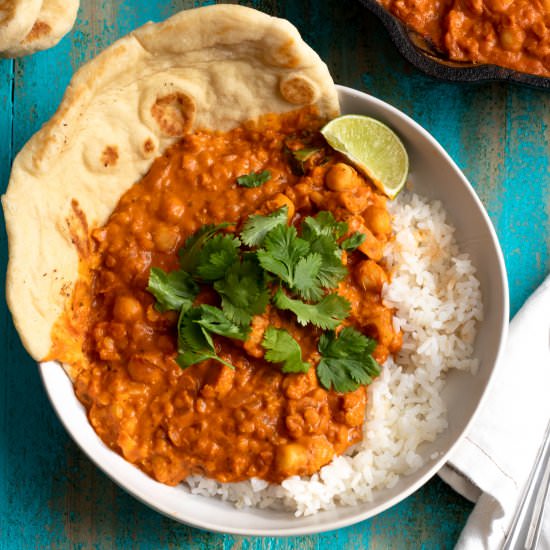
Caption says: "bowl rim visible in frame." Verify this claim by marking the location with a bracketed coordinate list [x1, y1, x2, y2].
[38, 84, 510, 536]
[357, 0, 550, 90]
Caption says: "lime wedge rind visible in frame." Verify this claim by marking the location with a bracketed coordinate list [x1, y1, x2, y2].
[321, 115, 409, 199]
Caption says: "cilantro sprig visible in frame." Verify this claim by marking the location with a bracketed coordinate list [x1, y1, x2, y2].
[255, 210, 348, 301]
[214, 257, 270, 325]
[262, 327, 309, 373]
[292, 147, 321, 162]
[147, 267, 198, 313]
[341, 232, 367, 251]
[146, 203, 382, 393]
[240, 206, 288, 247]
[273, 289, 349, 330]
[317, 328, 381, 393]
[177, 306, 243, 369]
[179, 223, 232, 274]
[237, 170, 271, 188]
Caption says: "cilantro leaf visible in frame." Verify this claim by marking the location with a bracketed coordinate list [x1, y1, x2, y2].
[318, 327, 377, 357]
[340, 232, 367, 251]
[307, 234, 348, 290]
[240, 206, 288, 247]
[176, 307, 236, 369]
[292, 147, 321, 162]
[179, 223, 231, 273]
[273, 289, 350, 330]
[292, 253, 324, 301]
[302, 211, 348, 241]
[193, 304, 249, 340]
[262, 327, 310, 374]
[256, 224, 310, 286]
[196, 234, 241, 281]
[317, 359, 362, 393]
[237, 170, 271, 188]
[317, 328, 380, 392]
[214, 257, 270, 325]
[147, 267, 199, 313]
[297, 212, 348, 296]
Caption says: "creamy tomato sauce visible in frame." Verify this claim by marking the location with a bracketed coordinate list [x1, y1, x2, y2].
[53, 109, 401, 485]
[380, 0, 550, 77]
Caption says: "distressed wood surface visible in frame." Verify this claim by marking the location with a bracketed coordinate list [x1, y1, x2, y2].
[0, 1, 548, 548]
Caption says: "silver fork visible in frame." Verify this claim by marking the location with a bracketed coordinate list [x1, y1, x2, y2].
[502, 418, 550, 549]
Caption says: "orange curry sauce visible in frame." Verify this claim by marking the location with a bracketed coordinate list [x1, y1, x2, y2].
[380, 0, 550, 77]
[53, 109, 401, 485]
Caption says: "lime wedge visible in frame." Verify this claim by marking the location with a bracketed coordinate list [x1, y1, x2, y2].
[321, 115, 409, 199]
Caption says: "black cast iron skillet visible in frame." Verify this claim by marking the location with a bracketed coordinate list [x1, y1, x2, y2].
[358, 0, 550, 90]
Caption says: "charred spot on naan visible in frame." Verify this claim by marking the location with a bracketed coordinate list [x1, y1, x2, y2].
[143, 138, 156, 156]
[65, 199, 90, 259]
[280, 74, 320, 105]
[150, 92, 196, 137]
[24, 20, 52, 44]
[101, 145, 119, 168]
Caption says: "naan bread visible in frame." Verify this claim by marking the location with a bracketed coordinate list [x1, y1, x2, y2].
[0, 0, 43, 52]
[2, 5, 340, 361]
[2, 0, 79, 57]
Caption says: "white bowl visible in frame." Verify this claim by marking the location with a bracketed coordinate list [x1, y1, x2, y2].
[39, 85, 509, 536]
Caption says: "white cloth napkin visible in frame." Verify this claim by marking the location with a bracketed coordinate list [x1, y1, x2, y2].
[439, 274, 550, 550]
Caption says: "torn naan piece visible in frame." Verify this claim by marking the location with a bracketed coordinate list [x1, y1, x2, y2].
[0, 0, 43, 52]
[2, 0, 79, 57]
[2, 5, 339, 372]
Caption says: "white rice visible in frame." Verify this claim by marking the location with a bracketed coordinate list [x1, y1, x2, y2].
[184, 191, 483, 516]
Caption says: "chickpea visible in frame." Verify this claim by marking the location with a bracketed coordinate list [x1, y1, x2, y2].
[338, 185, 371, 214]
[127, 357, 163, 385]
[160, 196, 185, 224]
[364, 206, 392, 236]
[348, 216, 385, 260]
[153, 223, 180, 253]
[358, 228, 384, 261]
[275, 443, 308, 476]
[357, 259, 388, 292]
[325, 163, 359, 191]
[499, 26, 525, 52]
[113, 295, 143, 322]
[305, 435, 334, 472]
[266, 193, 295, 220]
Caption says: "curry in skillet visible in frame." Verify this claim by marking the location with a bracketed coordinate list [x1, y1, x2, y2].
[380, 0, 550, 78]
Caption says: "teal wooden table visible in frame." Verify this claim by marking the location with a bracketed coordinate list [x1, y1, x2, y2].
[1, 1, 548, 548]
